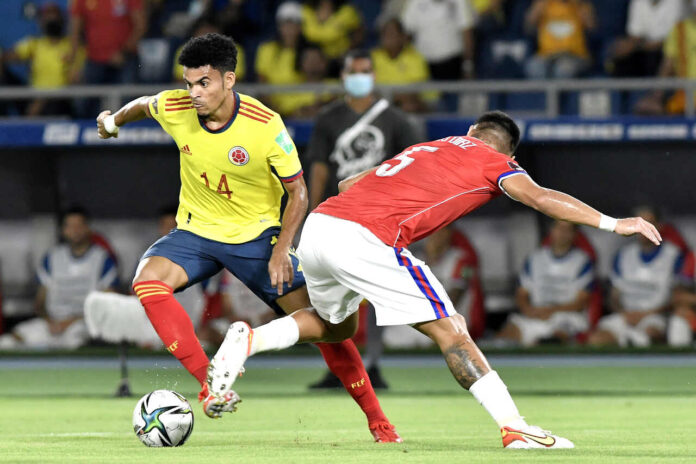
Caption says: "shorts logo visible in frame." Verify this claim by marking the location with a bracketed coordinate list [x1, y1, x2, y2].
[228, 146, 250, 166]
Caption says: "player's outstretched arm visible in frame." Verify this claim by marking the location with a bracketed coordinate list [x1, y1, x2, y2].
[96, 96, 154, 139]
[501, 174, 662, 245]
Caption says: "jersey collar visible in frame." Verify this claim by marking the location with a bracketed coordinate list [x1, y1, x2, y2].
[198, 90, 240, 134]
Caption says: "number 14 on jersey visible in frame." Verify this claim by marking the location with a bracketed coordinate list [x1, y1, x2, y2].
[200, 172, 233, 199]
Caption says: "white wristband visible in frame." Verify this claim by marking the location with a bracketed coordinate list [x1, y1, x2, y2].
[599, 214, 618, 232]
[103, 114, 119, 135]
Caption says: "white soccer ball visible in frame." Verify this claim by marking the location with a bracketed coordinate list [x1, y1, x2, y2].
[132, 390, 194, 447]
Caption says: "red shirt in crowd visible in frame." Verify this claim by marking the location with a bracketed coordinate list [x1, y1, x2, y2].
[71, 0, 143, 63]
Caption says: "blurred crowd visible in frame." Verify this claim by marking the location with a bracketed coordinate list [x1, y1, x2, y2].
[1, 203, 696, 353]
[1, 0, 695, 117]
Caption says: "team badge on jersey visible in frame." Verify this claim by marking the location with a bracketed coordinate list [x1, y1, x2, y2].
[228, 146, 250, 166]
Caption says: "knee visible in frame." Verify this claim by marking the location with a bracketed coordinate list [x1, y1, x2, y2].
[133, 269, 156, 288]
[323, 318, 358, 343]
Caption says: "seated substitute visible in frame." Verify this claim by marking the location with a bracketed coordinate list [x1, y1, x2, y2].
[668, 251, 696, 347]
[0, 207, 118, 350]
[498, 220, 593, 347]
[589, 207, 684, 347]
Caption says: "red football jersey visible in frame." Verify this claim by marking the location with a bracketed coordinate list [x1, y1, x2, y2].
[315, 136, 527, 248]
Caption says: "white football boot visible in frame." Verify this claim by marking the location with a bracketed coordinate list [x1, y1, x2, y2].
[207, 321, 253, 397]
[202, 390, 242, 419]
[502, 424, 575, 449]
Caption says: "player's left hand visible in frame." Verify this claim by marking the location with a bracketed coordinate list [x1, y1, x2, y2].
[615, 217, 662, 245]
[269, 246, 293, 295]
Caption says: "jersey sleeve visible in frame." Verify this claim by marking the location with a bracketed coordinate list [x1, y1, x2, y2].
[266, 115, 303, 182]
[98, 255, 119, 290]
[148, 89, 188, 135]
[13, 37, 36, 60]
[36, 253, 51, 286]
[485, 153, 528, 197]
[576, 256, 595, 292]
[519, 255, 533, 291]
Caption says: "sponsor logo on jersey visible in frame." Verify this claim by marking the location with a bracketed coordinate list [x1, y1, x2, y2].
[228, 146, 250, 166]
[275, 129, 294, 155]
[180, 144, 192, 155]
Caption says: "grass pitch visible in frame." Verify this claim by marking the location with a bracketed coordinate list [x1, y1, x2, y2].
[0, 356, 693, 464]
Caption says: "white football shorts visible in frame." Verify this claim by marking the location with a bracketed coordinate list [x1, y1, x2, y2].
[297, 213, 456, 326]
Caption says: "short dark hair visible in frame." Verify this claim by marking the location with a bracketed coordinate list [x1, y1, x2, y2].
[343, 49, 372, 72]
[473, 110, 520, 154]
[59, 205, 90, 225]
[178, 33, 238, 75]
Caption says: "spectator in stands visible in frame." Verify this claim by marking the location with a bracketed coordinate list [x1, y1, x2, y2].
[306, 50, 423, 388]
[524, 0, 596, 79]
[214, 0, 258, 45]
[670, 251, 696, 347]
[471, 0, 506, 32]
[302, 0, 364, 68]
[84, 207, 215, 349]
[589, 206, 684, 347]
[497, 220, 594, 347]
[69, 0, 146, 85]
[371, 17, 431, 113]
[285, 44, 335, 118]
[607, 0, 684, 77]
[173, 20, 246, 82]
[634, 4, 696, 115]
[1, 3, 84, 116]
[308, 50, 423, 209]
[256, 2, 306, 111]
[402, 0, 476, 80]
[0, 207, 118, 350]
[424, 225, 485, 340]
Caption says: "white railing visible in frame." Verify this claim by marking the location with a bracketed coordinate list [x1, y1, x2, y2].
[0, 78, 693, 117]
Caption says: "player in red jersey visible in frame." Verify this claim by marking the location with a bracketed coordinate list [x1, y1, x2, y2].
[208, 111, 662, 448]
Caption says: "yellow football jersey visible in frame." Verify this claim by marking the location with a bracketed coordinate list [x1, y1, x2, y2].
[148, 89, 303, 244]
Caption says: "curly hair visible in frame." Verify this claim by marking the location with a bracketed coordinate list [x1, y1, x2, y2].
[178, 33, 238, 74]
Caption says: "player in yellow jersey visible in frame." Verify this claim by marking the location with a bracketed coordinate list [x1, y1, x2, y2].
[95, 33, 400, 442]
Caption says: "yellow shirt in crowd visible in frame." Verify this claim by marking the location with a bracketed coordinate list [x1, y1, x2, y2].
[14, 36, 84, 88]
[301, 4, 361, 59]
[663, 17, 696, 79]
[537, 0, 589, 58]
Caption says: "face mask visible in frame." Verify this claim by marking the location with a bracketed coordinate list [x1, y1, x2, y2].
[43, 19, 64, 38]
[344, 73, 374, 97]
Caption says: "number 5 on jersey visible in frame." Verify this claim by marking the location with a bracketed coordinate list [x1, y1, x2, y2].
[200, 172, 233, 199]
[375, 146, 439, 177]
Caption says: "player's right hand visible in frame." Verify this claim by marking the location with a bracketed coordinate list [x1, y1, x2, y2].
[614, 217, 662, 245]
[96, 110, 117, 139]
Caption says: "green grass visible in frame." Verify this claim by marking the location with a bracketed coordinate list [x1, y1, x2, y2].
[0, 361, 694, 463]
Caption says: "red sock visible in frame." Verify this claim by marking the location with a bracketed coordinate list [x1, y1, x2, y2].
[134, 281, 209, 389]
[315, 339, 388, 426]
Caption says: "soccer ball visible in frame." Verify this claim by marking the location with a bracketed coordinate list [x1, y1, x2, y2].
[132, 390, 194, 447]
